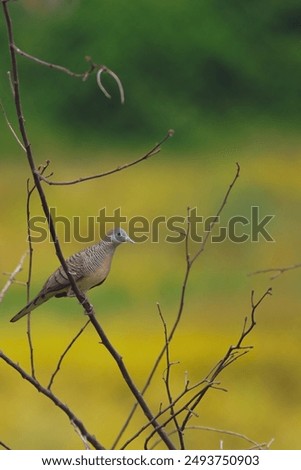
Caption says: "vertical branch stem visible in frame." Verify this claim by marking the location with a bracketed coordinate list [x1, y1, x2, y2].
[47, 320, 90, 390]
[157, 303, 185, 449]
[0, 350, 105, 450]
[114, 165, 240, 448]
[26, 179, 35, 378]
[2, 2, 175, 449]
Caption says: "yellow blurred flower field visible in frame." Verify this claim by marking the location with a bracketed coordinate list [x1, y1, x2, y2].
[1, 145, 301, 449]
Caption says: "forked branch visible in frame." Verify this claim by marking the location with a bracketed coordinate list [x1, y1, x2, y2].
[0, 251, 28, 303]
[13, 45, 125, 104]
[37, 130, 174, 186]
[142, 287, 272, 449]
[113, 163, 241, 449]
[249, 262, 301, 280]
[0, 350, 105, 450]
[2, 0, 175, 450]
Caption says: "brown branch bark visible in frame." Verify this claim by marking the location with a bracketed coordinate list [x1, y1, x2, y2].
[0, 252, 27, 303]
[47, 320, 90, 390]
[150, 425, 274, 450]
[157, 303, 184, 449]
[113, 163, 240, 449]
[13, 45, 125, 103]
[179, 288, 272, 431]
[0, 440, 11, 450]
[2, 1, 175, 450]
[120, 287, 271, 449]
[37, 130, 174, 186]
[142, 288, 272, 449]
[0, 350, 105, 450]
[249, 262, 301, 280]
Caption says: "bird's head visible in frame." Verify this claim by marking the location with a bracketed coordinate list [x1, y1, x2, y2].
[106, 228, 134, 246]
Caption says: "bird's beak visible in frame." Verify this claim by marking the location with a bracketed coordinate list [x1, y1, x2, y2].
[127, 235, 135, 243]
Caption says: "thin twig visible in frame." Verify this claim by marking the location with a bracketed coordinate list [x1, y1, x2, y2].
[88, 312, 176, 449]
[0, 440, 11, 450]
[120, 376, 216, 449]
[0, 100, 25, 151]
[249, 262, 301, 280]
[26, 179, 36, 378]
[150, 425, 273, 450]
[25, 162, 52, 379]
[48, 320, 90, 390]
[13, 45, 87, 78]
[125, 287, 271, 449]
[157, 303, 185, 449]
[1, 276, 26, 286]
[96, 66, 125, 104]
[190, 162, 240, 264]
[114, 163, 240, 449]
[13, 45, 125, 103]
[0, 251, 28, 303]
[0, 350, 105, 450]
[2, 2, 175, 449]
[37, 130, 174, 186]
[179, 287, 272, 431]
[71, 420, 91, 450]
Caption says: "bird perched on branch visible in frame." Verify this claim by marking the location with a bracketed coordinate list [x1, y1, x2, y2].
[10, 228, 134, 323]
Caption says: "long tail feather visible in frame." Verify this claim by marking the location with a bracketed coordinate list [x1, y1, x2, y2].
[10, 292, 52, 323]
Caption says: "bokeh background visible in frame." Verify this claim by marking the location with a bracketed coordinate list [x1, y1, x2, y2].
[1, 0, 301, 450]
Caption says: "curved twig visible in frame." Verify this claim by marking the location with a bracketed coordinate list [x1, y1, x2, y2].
[0, 251, 28, 303]
[48, 320, 90, 390]
[96, 66, 125, 104]
[113, 163, 240, 449]
[12, 45, 125, 103]
[37, 130, 174, 186]
[2, 1, 175, 450]
[249, 262, 301, 280]
[0, 350, 105, 450]
[150, 425, 274, 450]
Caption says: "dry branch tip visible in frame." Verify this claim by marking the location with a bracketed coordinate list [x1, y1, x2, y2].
[96, 66, 125, 104]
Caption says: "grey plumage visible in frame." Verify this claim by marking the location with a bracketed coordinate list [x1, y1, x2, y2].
[10, 228, 134, 323]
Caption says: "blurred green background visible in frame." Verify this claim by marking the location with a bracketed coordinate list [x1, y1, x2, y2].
[1, 0, 301, 450]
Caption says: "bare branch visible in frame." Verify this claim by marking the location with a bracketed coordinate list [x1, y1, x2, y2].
[13, 45, 87, 78]
[96, 66, 125, 104]
[0, 440, 11, 450]
[13, 45, 125, 103]
[2, 2, 175, 449]
[150, 425, 273, 450]
[180, 287, 272, 430]
[249, 262, 301, 280]
[25, 161, 52, 378]
[37, 130, 174, 186]
[48, 320, 90, 390]
[114, 162, 240, 449]
[185, 206, 191, 264]
[157, 303, 185, 449]
[0, 251, 28, 303]
[121, 375, 225, 450]
[71, 420, 91, 450]
[0, 100, 25, 151]
[87, 312, 176, 449]
[0, 350, 105, 449]
[136, 287, 271, 449]
[26, 178, 36, 378]
[190, 162, 240, 264]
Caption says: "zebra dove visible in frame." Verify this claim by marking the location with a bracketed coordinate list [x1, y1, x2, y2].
[10, 228, 134, 322]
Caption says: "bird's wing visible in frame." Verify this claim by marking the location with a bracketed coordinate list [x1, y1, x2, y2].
[10, 252, 86, 322]
[41, 252, 85, 295]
